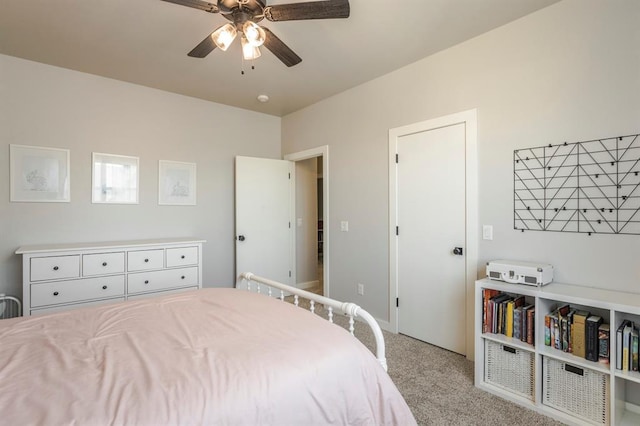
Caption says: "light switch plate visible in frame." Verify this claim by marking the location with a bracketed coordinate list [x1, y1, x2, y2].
[483, 225, 493, 240]
[340, 221, 349, 232]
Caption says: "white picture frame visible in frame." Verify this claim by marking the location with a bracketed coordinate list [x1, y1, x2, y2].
[10, 144, 70, 202]
[158, 160, 196, 206]
[92, 152, 139, 204]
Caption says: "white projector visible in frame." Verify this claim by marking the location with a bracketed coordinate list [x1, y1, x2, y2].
[486, 260, 553, 286]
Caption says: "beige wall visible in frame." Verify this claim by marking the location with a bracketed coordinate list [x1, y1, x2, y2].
[0, 54, 281, 296]
[295, 158, 318, 287]
[282, 0, 640, 322]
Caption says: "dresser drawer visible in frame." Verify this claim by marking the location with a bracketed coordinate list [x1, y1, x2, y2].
[30, 255, 80, 282]
[127, 287, 198, 301]
[83, 252, 125, 276]
[166, 246, 198, 267]
[31, 297, 125, 316]
[127, 249, 164, 271]
[128, 267, 198, 294]
[31, 275, 125, 307]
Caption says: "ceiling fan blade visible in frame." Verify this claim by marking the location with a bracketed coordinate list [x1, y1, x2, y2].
[264, 0, 349, 22]
[262, 27, 302, 67]
[188, 32, 217, 58]
[160, 0, 219, 14]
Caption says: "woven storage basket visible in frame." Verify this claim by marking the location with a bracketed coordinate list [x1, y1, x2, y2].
[542, 357, 609, 425]
[484, 340, 535, 400]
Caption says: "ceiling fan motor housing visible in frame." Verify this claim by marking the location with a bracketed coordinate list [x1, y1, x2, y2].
[218, 0, 265, 15]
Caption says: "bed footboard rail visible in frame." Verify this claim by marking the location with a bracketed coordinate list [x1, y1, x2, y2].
[240, 272, 387, 372]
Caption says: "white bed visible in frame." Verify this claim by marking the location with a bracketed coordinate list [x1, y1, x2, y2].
[0, 273, 416, 425]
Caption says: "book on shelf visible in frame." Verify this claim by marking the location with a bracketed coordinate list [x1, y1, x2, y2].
[552, 313, 560, 350]
[623, 323, 633, 371]
[598, 323, 610, 364]
[560, 310, 574, 352]
[585, 315, 603, 362]
[500, 297, 512, 335]
[617, 320, 631, 370]
[521, 305, 533, 343]
[513, 306, 522, 340]
[513, 295, 525, 309]
[566, 309, 575, 353]
[482, 289, 499, 333]
[491, 294, 510, 334]
[572, 310, 590, 359]
[544, 312, 552, 346]
[557, 304, 570, 351]
[506, 300, 515, 338]
[632, 326, 639, 371]
[526, 307, 535, 346]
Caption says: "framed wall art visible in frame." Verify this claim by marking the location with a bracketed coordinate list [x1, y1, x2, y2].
[158, 160, 196, 206]
[92, 153, 139, 204]
[10, 144, 70, 202]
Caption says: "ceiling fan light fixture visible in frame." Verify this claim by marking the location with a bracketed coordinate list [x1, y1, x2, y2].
[241, 36, 262, 60]
[242, 21, 266, 47]
[211, 23, 237, 51]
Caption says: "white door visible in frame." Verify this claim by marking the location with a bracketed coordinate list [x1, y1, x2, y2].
[235, 156, 293, 290]
[397, 123, 467, 355]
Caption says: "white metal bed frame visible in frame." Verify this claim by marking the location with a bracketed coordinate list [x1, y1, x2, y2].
[240, 272, 387, 371]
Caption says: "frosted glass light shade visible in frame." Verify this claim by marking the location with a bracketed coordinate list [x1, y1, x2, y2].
[242, 21, 266, 47]
[212, 23, 237, 51]
[241, 36, 261, 60]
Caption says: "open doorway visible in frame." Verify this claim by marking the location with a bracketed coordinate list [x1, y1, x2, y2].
[294, 158, 323, 295]
[285, 146, 329, 297]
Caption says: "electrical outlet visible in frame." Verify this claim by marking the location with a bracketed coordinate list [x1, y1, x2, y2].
[357, 283, 364, 295]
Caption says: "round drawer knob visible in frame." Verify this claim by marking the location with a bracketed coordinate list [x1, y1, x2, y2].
[144, 280, 149, 284]
[53, 291, 59, 296]
[181, 255, 185, 259]
[53, 266, 59, 271]
[144, 259, 149, 263]
[102, 285, 108, 290]
[102, 262, 107, 267]
[181, 276, 185, 280]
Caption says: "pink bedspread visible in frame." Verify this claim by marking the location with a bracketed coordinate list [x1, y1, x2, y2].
[0, 288, 416, 425]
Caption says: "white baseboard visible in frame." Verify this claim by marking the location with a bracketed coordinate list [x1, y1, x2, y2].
[376, 318, 393, 333]
[297, 280, 319, 290]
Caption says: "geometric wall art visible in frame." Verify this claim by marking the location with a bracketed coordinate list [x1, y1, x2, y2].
[514, 133, 640, 235]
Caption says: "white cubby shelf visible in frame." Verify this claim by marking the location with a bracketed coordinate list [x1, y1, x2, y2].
[475, 278, 640, 425]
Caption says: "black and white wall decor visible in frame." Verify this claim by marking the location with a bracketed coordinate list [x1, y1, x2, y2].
[514, 133, 640, 235]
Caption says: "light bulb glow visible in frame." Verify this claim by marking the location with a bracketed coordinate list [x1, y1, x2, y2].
[242, 21, 266, 47]
[241, 36, 261, 60]
[211, 23, 237, 51]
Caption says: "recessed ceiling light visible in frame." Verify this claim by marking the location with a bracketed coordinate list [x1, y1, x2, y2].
[257, 94, 269, 103]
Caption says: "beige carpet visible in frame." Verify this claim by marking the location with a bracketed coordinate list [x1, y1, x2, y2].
[286, 298, 563, 426]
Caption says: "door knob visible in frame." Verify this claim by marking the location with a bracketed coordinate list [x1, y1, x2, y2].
[453, 247, 463, 256]
[238, 235, 246, 241]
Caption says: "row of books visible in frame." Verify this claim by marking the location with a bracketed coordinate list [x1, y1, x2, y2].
[544, 304, 609, 364]
[616, 320, 639, 371]
[482, 289, 535, 346]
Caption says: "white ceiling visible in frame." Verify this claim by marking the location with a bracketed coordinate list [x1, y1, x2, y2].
[0, 0, 559, 117]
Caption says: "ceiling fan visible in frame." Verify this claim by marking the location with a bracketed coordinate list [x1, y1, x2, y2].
[161, 0, 350, 67]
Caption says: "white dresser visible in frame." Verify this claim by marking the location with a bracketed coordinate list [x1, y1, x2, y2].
[16, 238, 205, 316]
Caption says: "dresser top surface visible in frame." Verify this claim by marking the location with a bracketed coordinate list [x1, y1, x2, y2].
[16, 238, 206, 254]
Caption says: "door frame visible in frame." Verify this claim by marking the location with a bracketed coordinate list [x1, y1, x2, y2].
[284, 145, 330, 297]
[388, 109, 478, 359]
